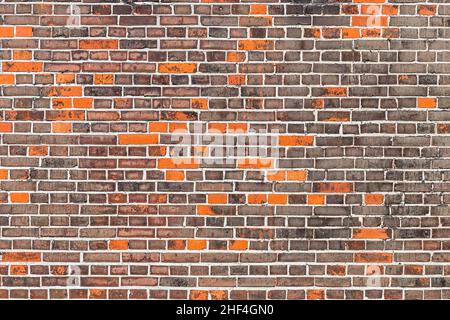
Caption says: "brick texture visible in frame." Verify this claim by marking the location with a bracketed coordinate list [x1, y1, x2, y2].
[0, 0, 450, 300]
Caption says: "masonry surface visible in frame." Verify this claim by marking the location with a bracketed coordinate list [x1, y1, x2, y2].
[0, 0, 449, 300]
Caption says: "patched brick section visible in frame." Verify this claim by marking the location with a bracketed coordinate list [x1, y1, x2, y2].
[0, 0, 448, 301]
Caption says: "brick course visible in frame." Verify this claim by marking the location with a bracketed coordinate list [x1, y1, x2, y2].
[0, 0, 450, 300]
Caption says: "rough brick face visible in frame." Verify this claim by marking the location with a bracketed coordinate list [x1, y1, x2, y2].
[0, 0, 449, 300]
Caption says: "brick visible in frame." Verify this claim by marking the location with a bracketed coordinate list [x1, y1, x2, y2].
[109, 240, 129, 250]
[279, 136, 314, 146]
[3, 62, 42, 72]
[0, 75, 15, 85]
[417, 97, 436, 109]
[187, 240, 207, 250]
[238, 40, 274, 51]
[15, 26, 33, 37]
[355, 253, 393, 263]
[229, 240, 248, 251]
[158, 63, 197, 74]
[364, 194, 384, 205]
[118, 134, 158, 145]
[28, 146, 48, 157]
[10, 193, 29, 203]
[314, 183, 353, 193]
[1, 252, 41, 263]
[79, 40, 118, 50]
[353, 228, 389, 239]
[307, 195, 325, 205]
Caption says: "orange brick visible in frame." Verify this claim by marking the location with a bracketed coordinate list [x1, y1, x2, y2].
[238, 40, 273, 51]
[10, 193, 29, 203]
[418, 97, 436, 109]
[287, 170, 307, 181]
[355, 252, 393, 263]
[352, 16, 388, 27]
[354, 0, 385, 2]
[321, 87, 348, 97]
[228, 123, 248, 132]
[194, 145, 208, 156]
[192, 98, 208, 109]
[361, 5, 381, 15]
[227, 51, 246, 62]
[52, 122, 72, 133]
[237, 158, 273, 169]
[109, 240, 129, 250]
[29, 146, 48, 157]
[279, 136, 314, 146]
[208, 123, 227, 133]
[197, 205, 215, 216]
[1, 252, 41, 262]
[307, 194, 325, 205]
[118, 134, 158, 145]
[229, 240, 248, 250]
[187, 239, 207, 250]
[190, 290, 208, 300]
[250, 4, 267, 15]
[210, 290, 228, 300]
[94, 74, 114, 85]
[158, 158, 199, 169]
[3, 62, 43, 72]
[15, 26, 33, 37]
[382, 5, 398, 15]
[316, 182, 353, 193]
[169, 122, 188, 133]
[268, 194, 288, 205]
[0, 74, 15, 85]
[267, 170, 286, 181]
[353, 228, 389, 239]
[248, 194, 267, 204]
[418, 5, 436, 16]
[73, 98, 93, 109]
[52, 98, 71, 109]
[89, 289, 106, 299]
[0, 169, 8, 180]
[159, 63, 197, 73]
[166, 170, 185, 181]
[0, 27, 14, 37]
[56, 74, 75, 84]
[307, 289, 325, 300]
[365, 194, 384, 205]
[13, 50, 33, 60]
[149, 122, 168, 133]
[79, 40, 118, 49]
[10, 265, 27, 275]
[50, 266, 67, 276]
[208, 194, 227, 204]
[228, 74, 246, 85]
[342, 28, 361, 38]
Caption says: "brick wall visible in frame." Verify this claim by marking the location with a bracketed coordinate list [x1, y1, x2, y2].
[0, 0, 449, 300]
